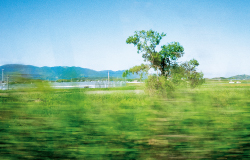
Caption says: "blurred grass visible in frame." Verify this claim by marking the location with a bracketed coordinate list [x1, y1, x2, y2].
[1, 82, 250, 159]
[82, 82, 145, 91]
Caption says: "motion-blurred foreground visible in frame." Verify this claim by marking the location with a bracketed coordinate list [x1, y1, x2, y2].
[1, 81, 250, 159]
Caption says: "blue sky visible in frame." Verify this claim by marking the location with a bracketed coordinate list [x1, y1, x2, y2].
[0, 0, 249, 78]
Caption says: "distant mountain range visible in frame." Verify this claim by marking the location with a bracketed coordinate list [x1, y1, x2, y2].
[227, 74, 250, 80]
[212, 74, 250, 80]
[0, 64, 140, 80]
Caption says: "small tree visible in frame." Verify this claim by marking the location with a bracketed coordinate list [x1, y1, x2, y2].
[180, 59, 205, 88]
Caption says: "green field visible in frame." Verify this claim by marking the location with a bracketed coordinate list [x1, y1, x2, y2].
[1, 81, 250, 159]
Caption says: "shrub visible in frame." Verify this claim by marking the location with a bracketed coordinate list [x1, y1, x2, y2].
[145, 75, 174, 97]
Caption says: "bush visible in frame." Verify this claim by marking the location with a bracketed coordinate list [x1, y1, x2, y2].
[188, 71, 205, 88]
[145, 75, 174, 97]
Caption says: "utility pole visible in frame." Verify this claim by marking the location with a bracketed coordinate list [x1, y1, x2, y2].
[7, 75, 9, 90]
[108, 71, 109, 88]
[2, 69, 4, 83]
[1, 69, 4, 90]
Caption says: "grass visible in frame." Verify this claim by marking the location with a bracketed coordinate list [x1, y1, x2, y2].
[80, 82, 145, 91]
[1, 81, 250, 159]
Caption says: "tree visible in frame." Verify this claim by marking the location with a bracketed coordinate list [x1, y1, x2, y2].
[125, 29, 204, 88]
[126, 30, 184, 77]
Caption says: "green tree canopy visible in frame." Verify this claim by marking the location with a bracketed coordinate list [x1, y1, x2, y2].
[126, 30, 184, 77]
[180, 59, 204, 88]
[123, 64, 150, 81]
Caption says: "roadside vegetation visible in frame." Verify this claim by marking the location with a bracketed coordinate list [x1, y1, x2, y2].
[1, 79, 250, 159]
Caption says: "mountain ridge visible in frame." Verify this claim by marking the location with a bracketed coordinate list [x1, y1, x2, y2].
[211, 74, 250, 80]
[0, 64, 139, 80]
